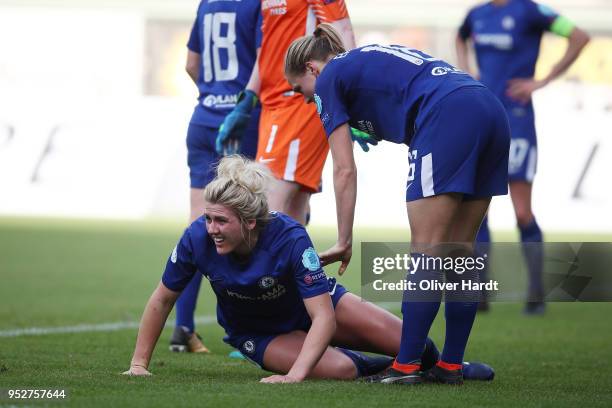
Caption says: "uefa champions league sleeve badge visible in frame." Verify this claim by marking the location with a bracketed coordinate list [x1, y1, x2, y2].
[302, 247, 321, 271]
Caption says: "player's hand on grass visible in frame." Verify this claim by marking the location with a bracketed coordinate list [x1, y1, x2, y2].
[319, 243, 352, 276]
[122, 365, 152, 376]
[216, 90, 258, 156]
[260, 374, 301, 384]
[506, 78, 547, 105]
[350, 127, 378, 152]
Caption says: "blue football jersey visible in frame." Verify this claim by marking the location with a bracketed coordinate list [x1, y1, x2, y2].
[187, 0, 262, 127]
[314, 45, 482, 145]
[162, 212, 329, 337]
[459, 0, 559, 105]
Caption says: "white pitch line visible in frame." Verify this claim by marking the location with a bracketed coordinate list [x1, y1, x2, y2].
[0, 315, 217, 338]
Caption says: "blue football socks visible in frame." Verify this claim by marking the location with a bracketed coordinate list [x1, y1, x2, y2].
[519, 218, 544, 301]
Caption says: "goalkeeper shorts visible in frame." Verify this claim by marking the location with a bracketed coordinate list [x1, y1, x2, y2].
[257, 101, 328, 193]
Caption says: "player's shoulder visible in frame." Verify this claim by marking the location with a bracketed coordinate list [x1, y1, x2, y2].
[512, 0, 543, 11]
[466, 1, 491, 15]
[307, 0, 348, 10]
[510, 0, 551, 20]
[320, 50, 354, 79]
[201, 0, 260, 13]
[261, 212, 310, 254]
[240, 0, 262, 13]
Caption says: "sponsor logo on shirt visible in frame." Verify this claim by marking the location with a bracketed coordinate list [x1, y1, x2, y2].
[474, 33, 513, 50]
[357, 120, 378, 139]
[262, 0, 287, 15]
[302, 247, 321, 271]
[202, 94, 239, 109]
[259, 285, 287, 300]
[226, 284, 287, 301]
[304, 271, 327, 286]
[171, 246, 178, 263]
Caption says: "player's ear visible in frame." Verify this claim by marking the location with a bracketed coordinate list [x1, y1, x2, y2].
[305, 61, 319, 76]
[245, 219, 257, 231]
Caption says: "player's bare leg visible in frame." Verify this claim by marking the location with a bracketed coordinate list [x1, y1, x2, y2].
[407, 193, 465, 252]
[332, 293, 401, 356]
[190, 188, 206, 223]
[510, 180, 545, 314]
[286, 190, 310, 226]
[382, 193, 490, 384]
[267, 178, 309, 225]
[509, 181, 534, 227]
[262, 331, 357, 379]
[448, 198, 492, 243]
[169, 187, 210, 354]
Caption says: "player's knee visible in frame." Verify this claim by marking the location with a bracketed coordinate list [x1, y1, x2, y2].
[333, 356, 358, 380]
[515, 209, 534, 227]
[409, 231, 446, 247]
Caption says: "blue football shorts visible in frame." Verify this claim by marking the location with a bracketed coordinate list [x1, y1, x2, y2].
[224, 278, 348, 369]
[505, 102, 538, 183]
[405, 86, 510, 201]
[186, 107, 260, 189]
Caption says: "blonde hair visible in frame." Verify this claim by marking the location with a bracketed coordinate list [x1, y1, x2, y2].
[204, 155, 272, 230]
[284, 23, 346, 76]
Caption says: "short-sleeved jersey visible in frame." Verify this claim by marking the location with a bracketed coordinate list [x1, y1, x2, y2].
[458, 0, 559, 105]
[188, 0, 262, 127]
[313, 45, 483, 145]
[162, 212, 329, 337]
[259, 0, 349, 109]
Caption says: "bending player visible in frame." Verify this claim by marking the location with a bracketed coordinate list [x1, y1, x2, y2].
[169, 0, 263, 352]
[123, 156, 494, 383]
[285, 24, 510, 384]
[456, 0, 589, 314]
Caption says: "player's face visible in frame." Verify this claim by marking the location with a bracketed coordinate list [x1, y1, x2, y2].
[287, 71, 317, 104]
[204, 203, 253, 256]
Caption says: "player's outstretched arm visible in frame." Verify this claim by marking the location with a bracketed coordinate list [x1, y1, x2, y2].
[507, 22, 589, 104]
[123, 282, 180, 376]
[260, 294, 336, 383]
[319, 123, 356, 275]
[216, 49, 261, 156]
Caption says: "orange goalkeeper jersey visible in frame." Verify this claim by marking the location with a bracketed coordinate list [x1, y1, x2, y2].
[259, 0, 349, 109]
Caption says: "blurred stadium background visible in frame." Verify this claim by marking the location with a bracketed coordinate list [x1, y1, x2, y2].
[1, 0, 611, 230]
[1, 1, 611, 406]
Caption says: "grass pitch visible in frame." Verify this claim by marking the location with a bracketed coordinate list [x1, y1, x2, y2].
[1, 217, 611, 407]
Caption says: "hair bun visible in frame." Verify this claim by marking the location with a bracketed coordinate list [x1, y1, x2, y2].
[216, 155, 271, 195]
